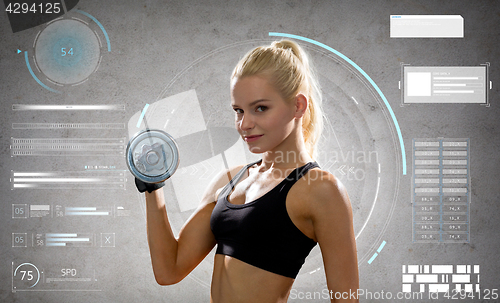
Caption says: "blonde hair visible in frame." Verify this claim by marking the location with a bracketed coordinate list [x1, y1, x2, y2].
[231, 40, 323, 159]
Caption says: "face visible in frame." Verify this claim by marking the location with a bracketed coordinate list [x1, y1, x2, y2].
[230, 75, 299, 154]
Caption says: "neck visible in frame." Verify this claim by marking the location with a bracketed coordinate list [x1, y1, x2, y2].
[260, 127, 313, 170]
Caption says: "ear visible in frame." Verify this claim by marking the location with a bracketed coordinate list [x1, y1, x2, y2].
[294, 93, 308, 119]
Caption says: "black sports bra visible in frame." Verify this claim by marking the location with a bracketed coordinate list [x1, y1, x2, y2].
[210, 160, 319, 278]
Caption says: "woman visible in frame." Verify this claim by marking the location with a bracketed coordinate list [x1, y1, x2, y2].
[138, 40, 359, 303]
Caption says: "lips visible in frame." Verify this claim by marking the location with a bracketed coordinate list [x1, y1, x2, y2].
[244, 135, 263, 142]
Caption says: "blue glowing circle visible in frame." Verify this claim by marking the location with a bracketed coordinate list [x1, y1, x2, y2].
[34, 19, 100, 85]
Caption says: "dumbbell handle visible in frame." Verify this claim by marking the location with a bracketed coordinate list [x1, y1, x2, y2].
[135, 178, 165, 193]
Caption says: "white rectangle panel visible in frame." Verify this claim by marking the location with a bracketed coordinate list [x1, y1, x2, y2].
[452, 274, 470, 283]
[415, 141, 440, 147]
[432, 265, 453, 273]
[465, 284, 473, 292]
[429, 284, 450, 293]
[415, 188, 440, 193]
[30, 205, 50, 211]
[402, 274, 414, 283]
[408, 265, 419, 273]
[415, 160, 440, 165]
[402, 284, 412, 293]
[443, 142, 468, 147]
[416, 274, 438, 283]
[443, 188, 467, 193]
[415, 150, 440, 156]
[442, 178, 468, 184]
[407, 72, 432, 96]
[415, 179, 440, 184]
[415, 169, 440, 175]
[442, 151, 468, 156]
[442, 169, 468, 174]
[403, 66, 486, 104]
[390, 15, 463, 38]
[442, 160, 468, 165]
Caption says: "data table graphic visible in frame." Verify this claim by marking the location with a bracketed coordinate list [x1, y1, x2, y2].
[412, 138, 470, 243]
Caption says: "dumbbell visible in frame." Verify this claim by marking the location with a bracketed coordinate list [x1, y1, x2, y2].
[126, 129, 179, 186]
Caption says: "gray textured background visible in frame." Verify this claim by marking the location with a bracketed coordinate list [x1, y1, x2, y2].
[1, 0, 499, 302]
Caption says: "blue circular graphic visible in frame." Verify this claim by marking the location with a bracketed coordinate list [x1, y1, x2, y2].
[35, 19, 100, 85]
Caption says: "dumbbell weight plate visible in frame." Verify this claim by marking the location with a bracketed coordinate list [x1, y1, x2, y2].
[126, 129, 179, 183]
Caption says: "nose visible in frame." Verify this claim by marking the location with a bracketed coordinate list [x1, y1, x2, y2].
[238, 113, 254, 131]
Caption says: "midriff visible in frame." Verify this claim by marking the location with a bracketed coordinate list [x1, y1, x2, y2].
[210, 254, 294, 303]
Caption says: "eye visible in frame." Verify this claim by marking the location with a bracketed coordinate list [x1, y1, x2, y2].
[256, 106, 267, 112]
[233, 108, 243, 114]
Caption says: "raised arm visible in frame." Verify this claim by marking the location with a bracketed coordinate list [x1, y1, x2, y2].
[309, 173, 359, 303]
[144, 166, 241, 285]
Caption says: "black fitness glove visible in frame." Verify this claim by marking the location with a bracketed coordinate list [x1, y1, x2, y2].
[135, 178, 165, 193]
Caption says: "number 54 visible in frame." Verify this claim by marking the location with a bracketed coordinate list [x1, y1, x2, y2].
[61, 48, 74, 56]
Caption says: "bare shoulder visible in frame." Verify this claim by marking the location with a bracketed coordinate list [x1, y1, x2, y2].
[302, 168, 351, 212]
[301, 169, 355, 246]
[199, 164, 246, 206]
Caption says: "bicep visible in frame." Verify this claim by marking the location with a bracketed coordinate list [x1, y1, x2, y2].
[174, 202, 217, 276]
[311, 179, 359, 298]
[174, 166, 241, 276]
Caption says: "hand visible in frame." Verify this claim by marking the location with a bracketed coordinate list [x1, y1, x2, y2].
[135, 178, 165, 193]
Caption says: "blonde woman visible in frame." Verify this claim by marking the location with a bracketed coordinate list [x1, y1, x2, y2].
[138, 40, 359, 303]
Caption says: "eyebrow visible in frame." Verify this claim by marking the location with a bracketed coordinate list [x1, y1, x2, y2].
[232, 99, 270, 108]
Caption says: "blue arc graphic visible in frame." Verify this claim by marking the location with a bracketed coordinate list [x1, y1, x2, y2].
[25, 51, 61, 94]
[137, 104, 150, 127]
[268, 32, 407, 175]
[367, 240, 387, 264]
[76, 10, 111, 52]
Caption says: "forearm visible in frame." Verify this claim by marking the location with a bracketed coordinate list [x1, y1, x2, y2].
[327, 254, 359, 303]
[145, 188, 181, 284]
[328, 279, 359, 303]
